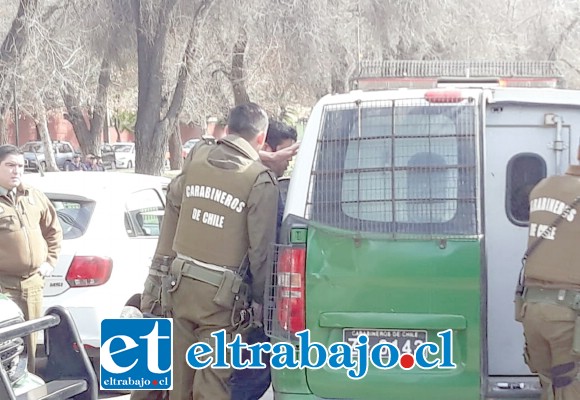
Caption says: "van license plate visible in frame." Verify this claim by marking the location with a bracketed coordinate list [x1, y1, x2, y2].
[343, 329, 427, 355]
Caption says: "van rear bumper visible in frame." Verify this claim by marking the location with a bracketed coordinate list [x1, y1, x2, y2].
[486, 376, 541, 399]
[274, 393, 346, 400]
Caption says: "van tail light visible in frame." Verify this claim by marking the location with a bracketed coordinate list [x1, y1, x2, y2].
[276, 247, 306, 334]
[65, 256, 113, 287]
[424, 89, 464, 103]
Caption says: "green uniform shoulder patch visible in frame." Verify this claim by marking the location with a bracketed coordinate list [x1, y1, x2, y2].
[255, 169, 278, 186]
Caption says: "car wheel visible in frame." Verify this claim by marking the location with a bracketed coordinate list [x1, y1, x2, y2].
[127, 161, 133, 169]
[40, 161, 47, 171]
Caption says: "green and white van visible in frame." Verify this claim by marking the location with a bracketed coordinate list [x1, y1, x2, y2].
[267, 61, 579, 399]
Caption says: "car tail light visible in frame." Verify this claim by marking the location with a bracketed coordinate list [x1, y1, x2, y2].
[65, 256, 113, 287]
[277, 247, 306, 333]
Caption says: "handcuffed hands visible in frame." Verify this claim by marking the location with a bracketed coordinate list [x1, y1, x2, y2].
[38, 262, 54, 277]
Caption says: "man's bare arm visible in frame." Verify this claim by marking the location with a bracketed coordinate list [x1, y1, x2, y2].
[259, 141, 300, 171]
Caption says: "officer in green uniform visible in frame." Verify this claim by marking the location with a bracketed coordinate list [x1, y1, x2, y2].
[133, 115, 295, 400]
[0, 144, 63, 373]
[519, 145, 580, 399]
[167, 103, 277, 400]
[130, 136, 215, 400]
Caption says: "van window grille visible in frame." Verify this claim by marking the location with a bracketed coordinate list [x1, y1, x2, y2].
[506, 153, 546, 226]
[306, 99, 479, 237]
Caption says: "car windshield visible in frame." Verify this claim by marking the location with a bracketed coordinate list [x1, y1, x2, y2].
[113, 144, 133, 152]
[22, 143, 43, 152]
[49, 199, 96, 240]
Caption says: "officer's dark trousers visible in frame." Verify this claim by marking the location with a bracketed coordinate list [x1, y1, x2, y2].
[522, 302, 580, 400]
[0, 273, 44, 373]
[229, 327, 271, 400]
[170, 275, 239, 400]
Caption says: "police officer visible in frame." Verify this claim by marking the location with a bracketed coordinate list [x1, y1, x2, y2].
[520, 146, 580, 399]
[130, 134, 217, 400]
[0, 144, 63, 373]
[133, 118, 296, 400]
[229, 119, 297, 400]
[168, 103, 277, 400]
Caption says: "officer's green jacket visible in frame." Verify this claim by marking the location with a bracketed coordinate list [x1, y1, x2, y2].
[525, 165, 580, 290]
[0, 184, 62, 278]
[155, 134, 278, 304]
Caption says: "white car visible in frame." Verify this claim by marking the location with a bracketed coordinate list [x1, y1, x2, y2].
[112, 142, 135, 169]
[24, 172, 168, 366]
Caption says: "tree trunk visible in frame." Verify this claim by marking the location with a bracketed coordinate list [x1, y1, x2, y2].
[168, 122, 183, 171]
[34, 97, 58, 172]
[132, 0, 212, 175]
[231, 27, 250, 105]
[90, 57, 111, 149]
[62, 87, 99, 156]
[0, 108, 7, 145]
[132, 0, 174, 176]
[62, 53, 111, 157]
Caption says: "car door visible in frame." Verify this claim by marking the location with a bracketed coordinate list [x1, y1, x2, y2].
[101, 145, 115, 168]
[121, 188, 166, 303]
[56, 143, 74, 169]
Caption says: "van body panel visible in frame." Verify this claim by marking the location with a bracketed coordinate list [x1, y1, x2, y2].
[303, 225, 481, 400]
[270, 366, 311, 395]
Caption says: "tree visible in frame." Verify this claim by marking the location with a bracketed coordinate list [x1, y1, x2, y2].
[32, 93, 58, 172]
[131, 0, 213, 175]
[61, 55, 111, 156]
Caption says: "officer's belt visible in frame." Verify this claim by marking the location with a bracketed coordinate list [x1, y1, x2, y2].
[176, 254, 228, 287]
[149, 262, 170, 277]
[523, 287, 580, 311]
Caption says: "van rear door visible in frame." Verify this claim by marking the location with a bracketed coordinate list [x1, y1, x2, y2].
[484, 101, 573, 394]
[277, 97, 482, 399]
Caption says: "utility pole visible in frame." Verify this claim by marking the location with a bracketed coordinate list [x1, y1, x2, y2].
[356, 1, 361, 68]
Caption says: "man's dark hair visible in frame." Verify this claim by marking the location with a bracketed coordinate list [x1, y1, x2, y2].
[266, 120, 298, 151]
[0, 144, 22, 163]
[227, 103, 268, 140]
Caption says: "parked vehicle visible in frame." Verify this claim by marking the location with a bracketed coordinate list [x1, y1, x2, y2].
[112, 142, 135, 169]
[21, 140, 75, 171]
[0, 294, 97, 399]
[266, 60, 572, 399]
[99, 144, 117, 169]
[182, 138, 200, 159]
[0, 293, 44, 397]
[23, 172, 169, 377]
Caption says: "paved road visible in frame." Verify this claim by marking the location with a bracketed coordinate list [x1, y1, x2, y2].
[99, 386, 274, 399]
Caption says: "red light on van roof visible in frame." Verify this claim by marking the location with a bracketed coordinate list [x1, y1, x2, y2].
[425, 89, 463, 103]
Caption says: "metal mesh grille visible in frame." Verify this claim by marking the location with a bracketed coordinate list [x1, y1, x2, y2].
[356, 60, 562, 79]
[306, 99, 479, 238]
[264, 244, 303, 342]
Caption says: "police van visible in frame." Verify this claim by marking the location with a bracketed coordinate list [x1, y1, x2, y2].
[266, 61, 580, 399]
